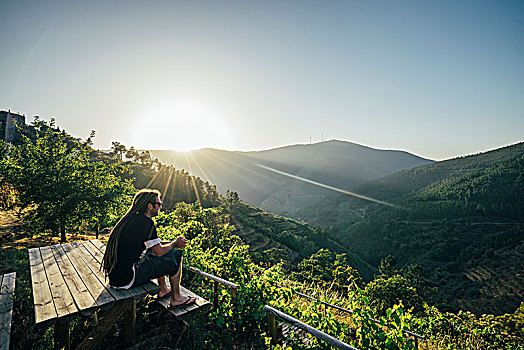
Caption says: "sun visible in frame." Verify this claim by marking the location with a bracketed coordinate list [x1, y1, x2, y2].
[132, 101, 233, 151]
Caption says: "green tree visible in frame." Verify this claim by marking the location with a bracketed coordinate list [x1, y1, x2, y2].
[3, 120, 134, 241]
[332, 265, 363, 292]
[379, 254, 398, 277]
[293, 248, 362, 293]
[364, 274, 424, 315]
[110, 141, 126, 161]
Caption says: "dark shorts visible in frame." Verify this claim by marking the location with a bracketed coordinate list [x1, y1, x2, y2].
[132, 249, 183, 287]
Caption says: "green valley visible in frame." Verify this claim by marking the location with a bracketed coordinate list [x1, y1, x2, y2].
[299, 142, 524, 315]
[1, 119, 522, 349]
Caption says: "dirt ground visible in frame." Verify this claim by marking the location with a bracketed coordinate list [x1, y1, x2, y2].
[0, 210, 109, 249]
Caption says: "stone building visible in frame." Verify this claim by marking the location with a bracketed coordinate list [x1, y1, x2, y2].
[0, 110, 26, 144]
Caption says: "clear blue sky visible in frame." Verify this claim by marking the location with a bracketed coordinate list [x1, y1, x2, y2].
[1, 0, 523, 160]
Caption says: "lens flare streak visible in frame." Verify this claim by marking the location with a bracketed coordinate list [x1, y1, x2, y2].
[162, 166, 174, 200]
[146, 164, 165, 189]
[253, 163, 398, 208]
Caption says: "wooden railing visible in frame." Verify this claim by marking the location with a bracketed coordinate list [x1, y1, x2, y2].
[278, 285, 424, 349]
[181, 266, 421, 349]
[183, 264, 239, 309]
[264, 305, 359, 350]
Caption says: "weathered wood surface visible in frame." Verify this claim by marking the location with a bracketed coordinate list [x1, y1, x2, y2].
[0, 272, 16, 350]
[27, 239, 167, 350]
[28, 248, 57, 326]
[82, 240, 160, 300]
[60, 244, 115, 308]
[40, 246, 78, 321]
[29, 240, 160, 328]
[78, 241, 145, 300]
[123, 300, 137, 345]
[267, 313, 278, 345]
[50, 244, 97, 314]
[263, 305, 359, 350]
[155, 285, 211, 319]
[69, 241, 131, 301]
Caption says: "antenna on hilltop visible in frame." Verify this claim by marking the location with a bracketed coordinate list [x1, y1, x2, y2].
[308, 136, 312, 144]
[321, 134, 323, 142]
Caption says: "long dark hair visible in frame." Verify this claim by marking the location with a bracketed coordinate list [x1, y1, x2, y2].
[101, 188, 161, 278]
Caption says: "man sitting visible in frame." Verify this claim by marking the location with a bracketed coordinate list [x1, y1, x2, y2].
[102, 189, 195, 308]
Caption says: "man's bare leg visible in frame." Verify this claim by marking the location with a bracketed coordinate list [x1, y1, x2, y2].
[168, 256, 195, 307]
[157, 276, 170, 298]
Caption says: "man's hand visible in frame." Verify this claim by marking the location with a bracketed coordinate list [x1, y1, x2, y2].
[173, 236, 188, 249]
[153, 237, 187, 257]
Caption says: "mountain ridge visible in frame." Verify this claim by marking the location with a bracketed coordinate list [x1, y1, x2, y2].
[149, 139, 433, 218]
[297, 141, 524, 314]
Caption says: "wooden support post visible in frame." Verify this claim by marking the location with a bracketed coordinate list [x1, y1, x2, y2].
[123, 299, 137, 345]
[89, 312, 98, 327]
[76, 300, 129, 350]
[230, 288, 237, 311]
[267, 313, 279, 345]
[54, 320, 70, 350]
[213, 281, 219, 309]
[414, 337, 419, 350]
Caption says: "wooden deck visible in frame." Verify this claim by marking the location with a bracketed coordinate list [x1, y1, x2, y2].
[155, 285, 211, 319]
[28, 239, 214, 348]
[28, 239, 160, 328]
[28, 239, 161, 348]
[0, 272, 16, 350]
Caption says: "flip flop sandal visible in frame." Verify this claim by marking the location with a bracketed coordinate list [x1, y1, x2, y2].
[168, 297, 196, 309]
[157, 291, 171, 300]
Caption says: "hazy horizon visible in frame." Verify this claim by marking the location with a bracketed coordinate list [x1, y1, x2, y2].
[4, 108, 521, 162]
[123, 137, 524, 163]
[2, 1, 523, 161]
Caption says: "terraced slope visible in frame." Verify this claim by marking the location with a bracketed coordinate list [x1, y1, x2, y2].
[226, 201, 378, 281]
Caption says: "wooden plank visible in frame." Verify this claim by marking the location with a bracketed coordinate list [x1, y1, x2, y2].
[88, 239, 106, 252]
[40, 246, 78, 320]
[50, 245, 97, 314]
[137, 280, 161, 297]
[69, 242, 131, 301]
[60, 244, 115, 308]
[28, 248, 58, 326]
[123, 300, 136, 345]
[78, 240, 104, 263]
[0, 272, 16, 350]
[80, 241, 156, 300]
[79, 241, 146, 300]
[156, 285, 211, 320]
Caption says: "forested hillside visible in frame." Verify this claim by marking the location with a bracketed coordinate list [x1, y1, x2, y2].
[225, 199, 378, 282]
[1, 119, 523, 348]
[107, 142, 381, 282]
[149, 140, 524, 315]
[149, 140, 432, 218]
[298, 142, 524, 315]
